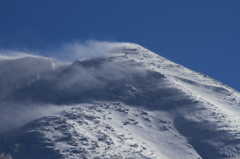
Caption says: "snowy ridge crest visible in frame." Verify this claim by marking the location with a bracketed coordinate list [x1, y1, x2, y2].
[0, 43, 240, 159]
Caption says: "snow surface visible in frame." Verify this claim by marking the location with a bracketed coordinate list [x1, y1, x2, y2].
[0, 43, 240, 159]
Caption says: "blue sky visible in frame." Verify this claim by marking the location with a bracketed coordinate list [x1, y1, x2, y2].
[0, 0, 239, 91]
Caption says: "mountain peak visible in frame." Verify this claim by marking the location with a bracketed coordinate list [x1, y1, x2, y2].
[1, 44, 240, 158]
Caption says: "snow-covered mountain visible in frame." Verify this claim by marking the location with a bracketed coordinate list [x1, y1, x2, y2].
[0, 43, 240, 159]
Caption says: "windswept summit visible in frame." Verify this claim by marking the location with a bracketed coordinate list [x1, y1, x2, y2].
[0, 43, 240, 159]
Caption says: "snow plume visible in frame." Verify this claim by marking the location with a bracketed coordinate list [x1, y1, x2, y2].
[50, 40, 130, 62]
[0, 41, 135, 131]
[0, 51, 70, 102]
[0, 50, 39, 60]
[0, 40, 132, 62]
[0, 101, 70, 132]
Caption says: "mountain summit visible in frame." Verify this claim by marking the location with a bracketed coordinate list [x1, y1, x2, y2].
[0, 43, 240, 159]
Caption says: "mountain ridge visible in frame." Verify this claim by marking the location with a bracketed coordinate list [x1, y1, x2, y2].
[0, 43, 240, 159]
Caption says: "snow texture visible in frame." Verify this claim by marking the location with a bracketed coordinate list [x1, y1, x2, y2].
[0, 43, 240, 159]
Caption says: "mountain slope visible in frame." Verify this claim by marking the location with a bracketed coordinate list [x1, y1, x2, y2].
[0, 43, 240, 159]
[0, 102, 202, 159]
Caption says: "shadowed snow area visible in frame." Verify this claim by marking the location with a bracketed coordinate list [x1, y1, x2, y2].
[0, 42, 240, 159]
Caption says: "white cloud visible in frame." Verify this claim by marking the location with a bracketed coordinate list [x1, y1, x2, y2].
[0, 51, 34, 60]
[0, 102, 70, 132]
[0, 40, 132, 62]
[50, 40, 130, 62]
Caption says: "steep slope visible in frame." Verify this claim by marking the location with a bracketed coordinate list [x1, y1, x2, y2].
[0, 43, 240, 159]
[0, 102, 201, 159]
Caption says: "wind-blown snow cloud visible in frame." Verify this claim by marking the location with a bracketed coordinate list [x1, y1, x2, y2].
[0, 40, 130, 62]
[0, 50, 38, 60]
[0, 40, 132, 99]
[50, 40, 129, 62]
[0, 102, 70, 132]
[0, 40, 132, 131]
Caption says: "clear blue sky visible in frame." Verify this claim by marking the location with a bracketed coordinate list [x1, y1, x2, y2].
[0, 0, 239, 91]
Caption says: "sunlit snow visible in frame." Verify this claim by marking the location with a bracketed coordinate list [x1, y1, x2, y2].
[0, 43, 240, 159]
